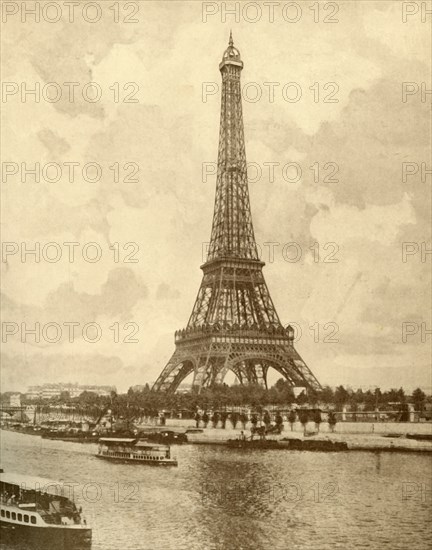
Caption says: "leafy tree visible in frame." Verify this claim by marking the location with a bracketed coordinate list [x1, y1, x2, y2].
[307, 388, 319, 406]
[271, 379, 295, 404]
[384, 388, 406, 403]
[59, 381, 427, 419]
[59, 391, 71, 402]
[77, 391, 100, 405]
[296, 390, 308, 405]
[334, 386, 349, 408]
[319, 386, 334, 404]
[412, 388, 426, 411]
[374, 388, 382, 407]
[362, 390, 376, 409]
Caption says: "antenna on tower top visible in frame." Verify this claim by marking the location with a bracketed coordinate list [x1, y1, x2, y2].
[229, 30, 233, 46]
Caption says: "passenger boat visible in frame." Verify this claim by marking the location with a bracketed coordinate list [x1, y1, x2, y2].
[96, 437, 178, 466]
[0, 471, 91, 548]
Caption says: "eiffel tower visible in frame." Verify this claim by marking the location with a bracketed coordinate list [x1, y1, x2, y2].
[153, 34, 321, 393]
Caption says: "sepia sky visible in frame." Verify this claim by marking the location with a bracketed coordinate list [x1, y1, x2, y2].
[1, 1, 431, 393]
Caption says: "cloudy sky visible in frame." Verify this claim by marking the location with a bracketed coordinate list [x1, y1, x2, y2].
[1, 1, 431, 393]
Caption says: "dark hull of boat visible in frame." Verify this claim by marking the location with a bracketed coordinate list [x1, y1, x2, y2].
[41, 434, 99, 443]
[227, 439, 280, 450]
[0, 520, 92, 549]
[406, 433, 432, 441]
[95, 455, 178, 466]
[138, 432, 188, 444]
[227, 439, 348, 452]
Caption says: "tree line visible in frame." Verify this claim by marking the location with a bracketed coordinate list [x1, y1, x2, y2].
[10, 381, 429, 418]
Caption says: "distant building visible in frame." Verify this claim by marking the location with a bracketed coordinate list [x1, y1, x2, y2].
[293, 387, 307, 398]
[1, 393, 22, 407]
[9, 394, 21, 407]
[26, 383, 116, 400]
[130, 385, 149, 393]
[177, 383, 192, 394]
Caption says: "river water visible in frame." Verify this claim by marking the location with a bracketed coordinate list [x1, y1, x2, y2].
[1, 430, 431, 550]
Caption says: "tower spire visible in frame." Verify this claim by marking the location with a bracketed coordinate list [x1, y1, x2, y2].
[229, 29, 233, 46]
[209, 33, 254, 262]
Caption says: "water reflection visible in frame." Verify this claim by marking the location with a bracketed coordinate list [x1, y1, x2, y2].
[196, 453, 278, 550]
[375, 451, 382, 473]
[1, 431, 431, 550]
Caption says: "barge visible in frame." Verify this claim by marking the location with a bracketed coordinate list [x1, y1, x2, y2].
[227, 438, 348, 451]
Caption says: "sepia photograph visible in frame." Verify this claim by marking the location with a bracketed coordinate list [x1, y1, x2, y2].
[0, 1, 431, 549]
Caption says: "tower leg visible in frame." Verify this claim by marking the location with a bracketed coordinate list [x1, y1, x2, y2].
[152, 351, 195, 393]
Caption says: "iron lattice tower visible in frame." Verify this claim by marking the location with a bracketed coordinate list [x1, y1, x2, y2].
[153, 35, 321, 393]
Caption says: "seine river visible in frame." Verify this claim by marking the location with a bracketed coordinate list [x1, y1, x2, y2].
[1, 430, 431, 550]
